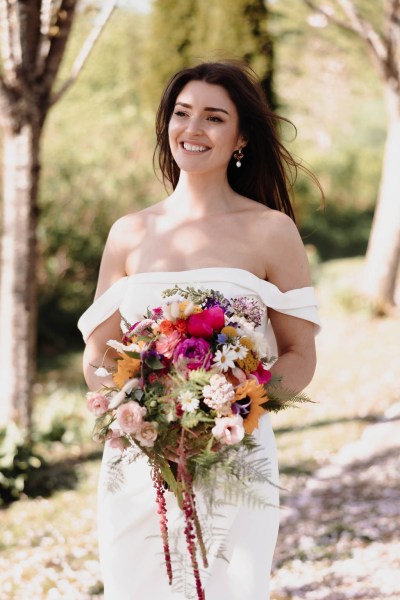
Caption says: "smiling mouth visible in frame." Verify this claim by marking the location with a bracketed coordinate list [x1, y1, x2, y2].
[181, 142, 210, 153]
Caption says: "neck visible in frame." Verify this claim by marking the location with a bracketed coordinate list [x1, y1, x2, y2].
[164, 170, 237, 220]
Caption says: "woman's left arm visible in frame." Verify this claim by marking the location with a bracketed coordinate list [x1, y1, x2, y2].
[265, 213, 317, 392]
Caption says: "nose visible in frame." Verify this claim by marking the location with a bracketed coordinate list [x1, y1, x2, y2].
[184, 116, 203, 135]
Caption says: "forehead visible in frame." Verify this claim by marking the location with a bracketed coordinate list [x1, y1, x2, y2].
[176, 80, 236, 112]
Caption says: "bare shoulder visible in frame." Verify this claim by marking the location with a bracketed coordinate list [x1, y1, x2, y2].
[108, 206, 153, 239]
[254, 208, 311, 291]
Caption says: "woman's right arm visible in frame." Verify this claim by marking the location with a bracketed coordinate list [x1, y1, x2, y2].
[82, 219, 129, 391]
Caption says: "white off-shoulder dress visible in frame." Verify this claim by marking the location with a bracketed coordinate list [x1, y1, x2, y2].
[78, 268, 320, 600]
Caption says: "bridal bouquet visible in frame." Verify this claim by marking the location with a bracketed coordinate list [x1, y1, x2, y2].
[87, 285, 309, 599]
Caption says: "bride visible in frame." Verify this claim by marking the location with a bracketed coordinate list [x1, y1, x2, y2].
[78, 61, 320, 599]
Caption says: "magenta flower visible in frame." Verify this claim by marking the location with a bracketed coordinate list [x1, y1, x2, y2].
[173, 338, 212, 371]
[187, 306, 225, 338]
[251, 362, 272, 385]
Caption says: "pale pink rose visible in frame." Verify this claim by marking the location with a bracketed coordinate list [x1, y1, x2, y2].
[212, 414, 245, 445]
[86, 392, 110, 416]
[106, 429, 126, 452]
[155, 330, 182, 359]
[136, 421, 158, 447]
[116, 400, 147, 434]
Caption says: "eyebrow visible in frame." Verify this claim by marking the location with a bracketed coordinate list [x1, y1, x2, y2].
[175, 101, 230, 115]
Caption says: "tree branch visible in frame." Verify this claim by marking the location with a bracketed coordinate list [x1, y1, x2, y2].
[38, 0, 79, 101]
[0, 0, 21, 85]
[36, 0, 64, 77]
[18, 1, 42, 80]
[336, 0, 388, 68]
[50, 0, 117, 106]
[302, 0, 356, 32]
[302, 0, 389, 81]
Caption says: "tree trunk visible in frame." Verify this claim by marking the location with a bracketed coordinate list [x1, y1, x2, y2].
[362, 86, 400, 312]
[0, 120, 41, 435]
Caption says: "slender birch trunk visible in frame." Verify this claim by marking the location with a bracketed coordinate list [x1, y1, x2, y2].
[363, 88, 400, 311]
[0, 120, 42, 432]
[0, 0, 117, 437]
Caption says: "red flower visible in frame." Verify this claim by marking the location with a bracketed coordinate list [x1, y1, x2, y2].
[187, 307, 225, 338]
[175, 319, 188, 334]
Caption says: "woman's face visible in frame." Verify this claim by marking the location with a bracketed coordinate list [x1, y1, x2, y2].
[168, 80, 246, 176]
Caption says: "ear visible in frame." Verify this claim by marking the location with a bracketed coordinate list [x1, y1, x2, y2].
[236, 133, 248, 149]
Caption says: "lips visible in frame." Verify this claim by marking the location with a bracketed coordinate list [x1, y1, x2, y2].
[181, 142, 210, 153]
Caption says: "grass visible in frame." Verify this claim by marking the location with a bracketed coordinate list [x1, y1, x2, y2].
[1, 257, 399, 599]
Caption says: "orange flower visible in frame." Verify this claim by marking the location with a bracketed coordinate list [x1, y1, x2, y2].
[234, 380, 268, 434]
[113, 354, 141, 389]
[160, 320, 175, 335]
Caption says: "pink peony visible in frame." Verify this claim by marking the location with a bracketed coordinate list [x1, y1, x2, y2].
[86, 392, 110, 416]
[251, 363, 272, 385]
[136, 421, 158, 447]
[155, 330, 182, 359]
[173, 337, 212, 371]
[187, 306, 225, 338]
[116, 400, 147, 434]
[212, 414, 245, 445]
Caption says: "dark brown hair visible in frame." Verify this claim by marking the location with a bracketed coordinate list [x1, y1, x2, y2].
[154, 60, 320, 222]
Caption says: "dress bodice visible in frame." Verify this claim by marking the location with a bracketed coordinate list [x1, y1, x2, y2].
[77, 267, 320, 355]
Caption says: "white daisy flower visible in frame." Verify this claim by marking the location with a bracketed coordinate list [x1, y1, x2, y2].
[213, 345, 237, 373]
[232, 342, 248, 360]
[178, 390, 200, 413]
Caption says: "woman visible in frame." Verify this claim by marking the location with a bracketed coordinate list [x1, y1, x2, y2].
[78, 61, 321, 599]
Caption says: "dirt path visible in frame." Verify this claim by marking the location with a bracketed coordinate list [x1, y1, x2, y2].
[271, 405, 400, 600]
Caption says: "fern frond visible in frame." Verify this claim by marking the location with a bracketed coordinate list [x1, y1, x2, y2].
[104, 457, 126, 493]
[264, 385, 313, 413]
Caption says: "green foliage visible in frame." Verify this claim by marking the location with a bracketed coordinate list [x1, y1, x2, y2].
[0, 423, 78, 506]
[38, 9, 161, 350]
[271, 0, 385, 253]
[194, 442, 274, 511]
[300, 203, 374, 261]
[140, 0, 275, 108]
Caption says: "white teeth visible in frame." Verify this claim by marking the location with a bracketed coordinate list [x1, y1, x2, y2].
[183, 143, 208, 152]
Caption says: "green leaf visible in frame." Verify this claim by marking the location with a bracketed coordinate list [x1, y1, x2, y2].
[144, 355, 165, 370]
[124, 350, 141, 359]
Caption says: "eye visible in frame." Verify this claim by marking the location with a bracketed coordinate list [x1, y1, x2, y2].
[207, 115, 223, 123]
[174, 110, 188, 117]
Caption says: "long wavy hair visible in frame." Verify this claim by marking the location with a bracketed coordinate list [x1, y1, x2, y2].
[154, 60, 321, 222]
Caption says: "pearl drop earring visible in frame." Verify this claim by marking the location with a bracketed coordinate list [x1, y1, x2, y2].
[233, 148, 244, 168]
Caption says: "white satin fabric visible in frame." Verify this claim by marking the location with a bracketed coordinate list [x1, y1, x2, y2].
[78, 268, 320, 599]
